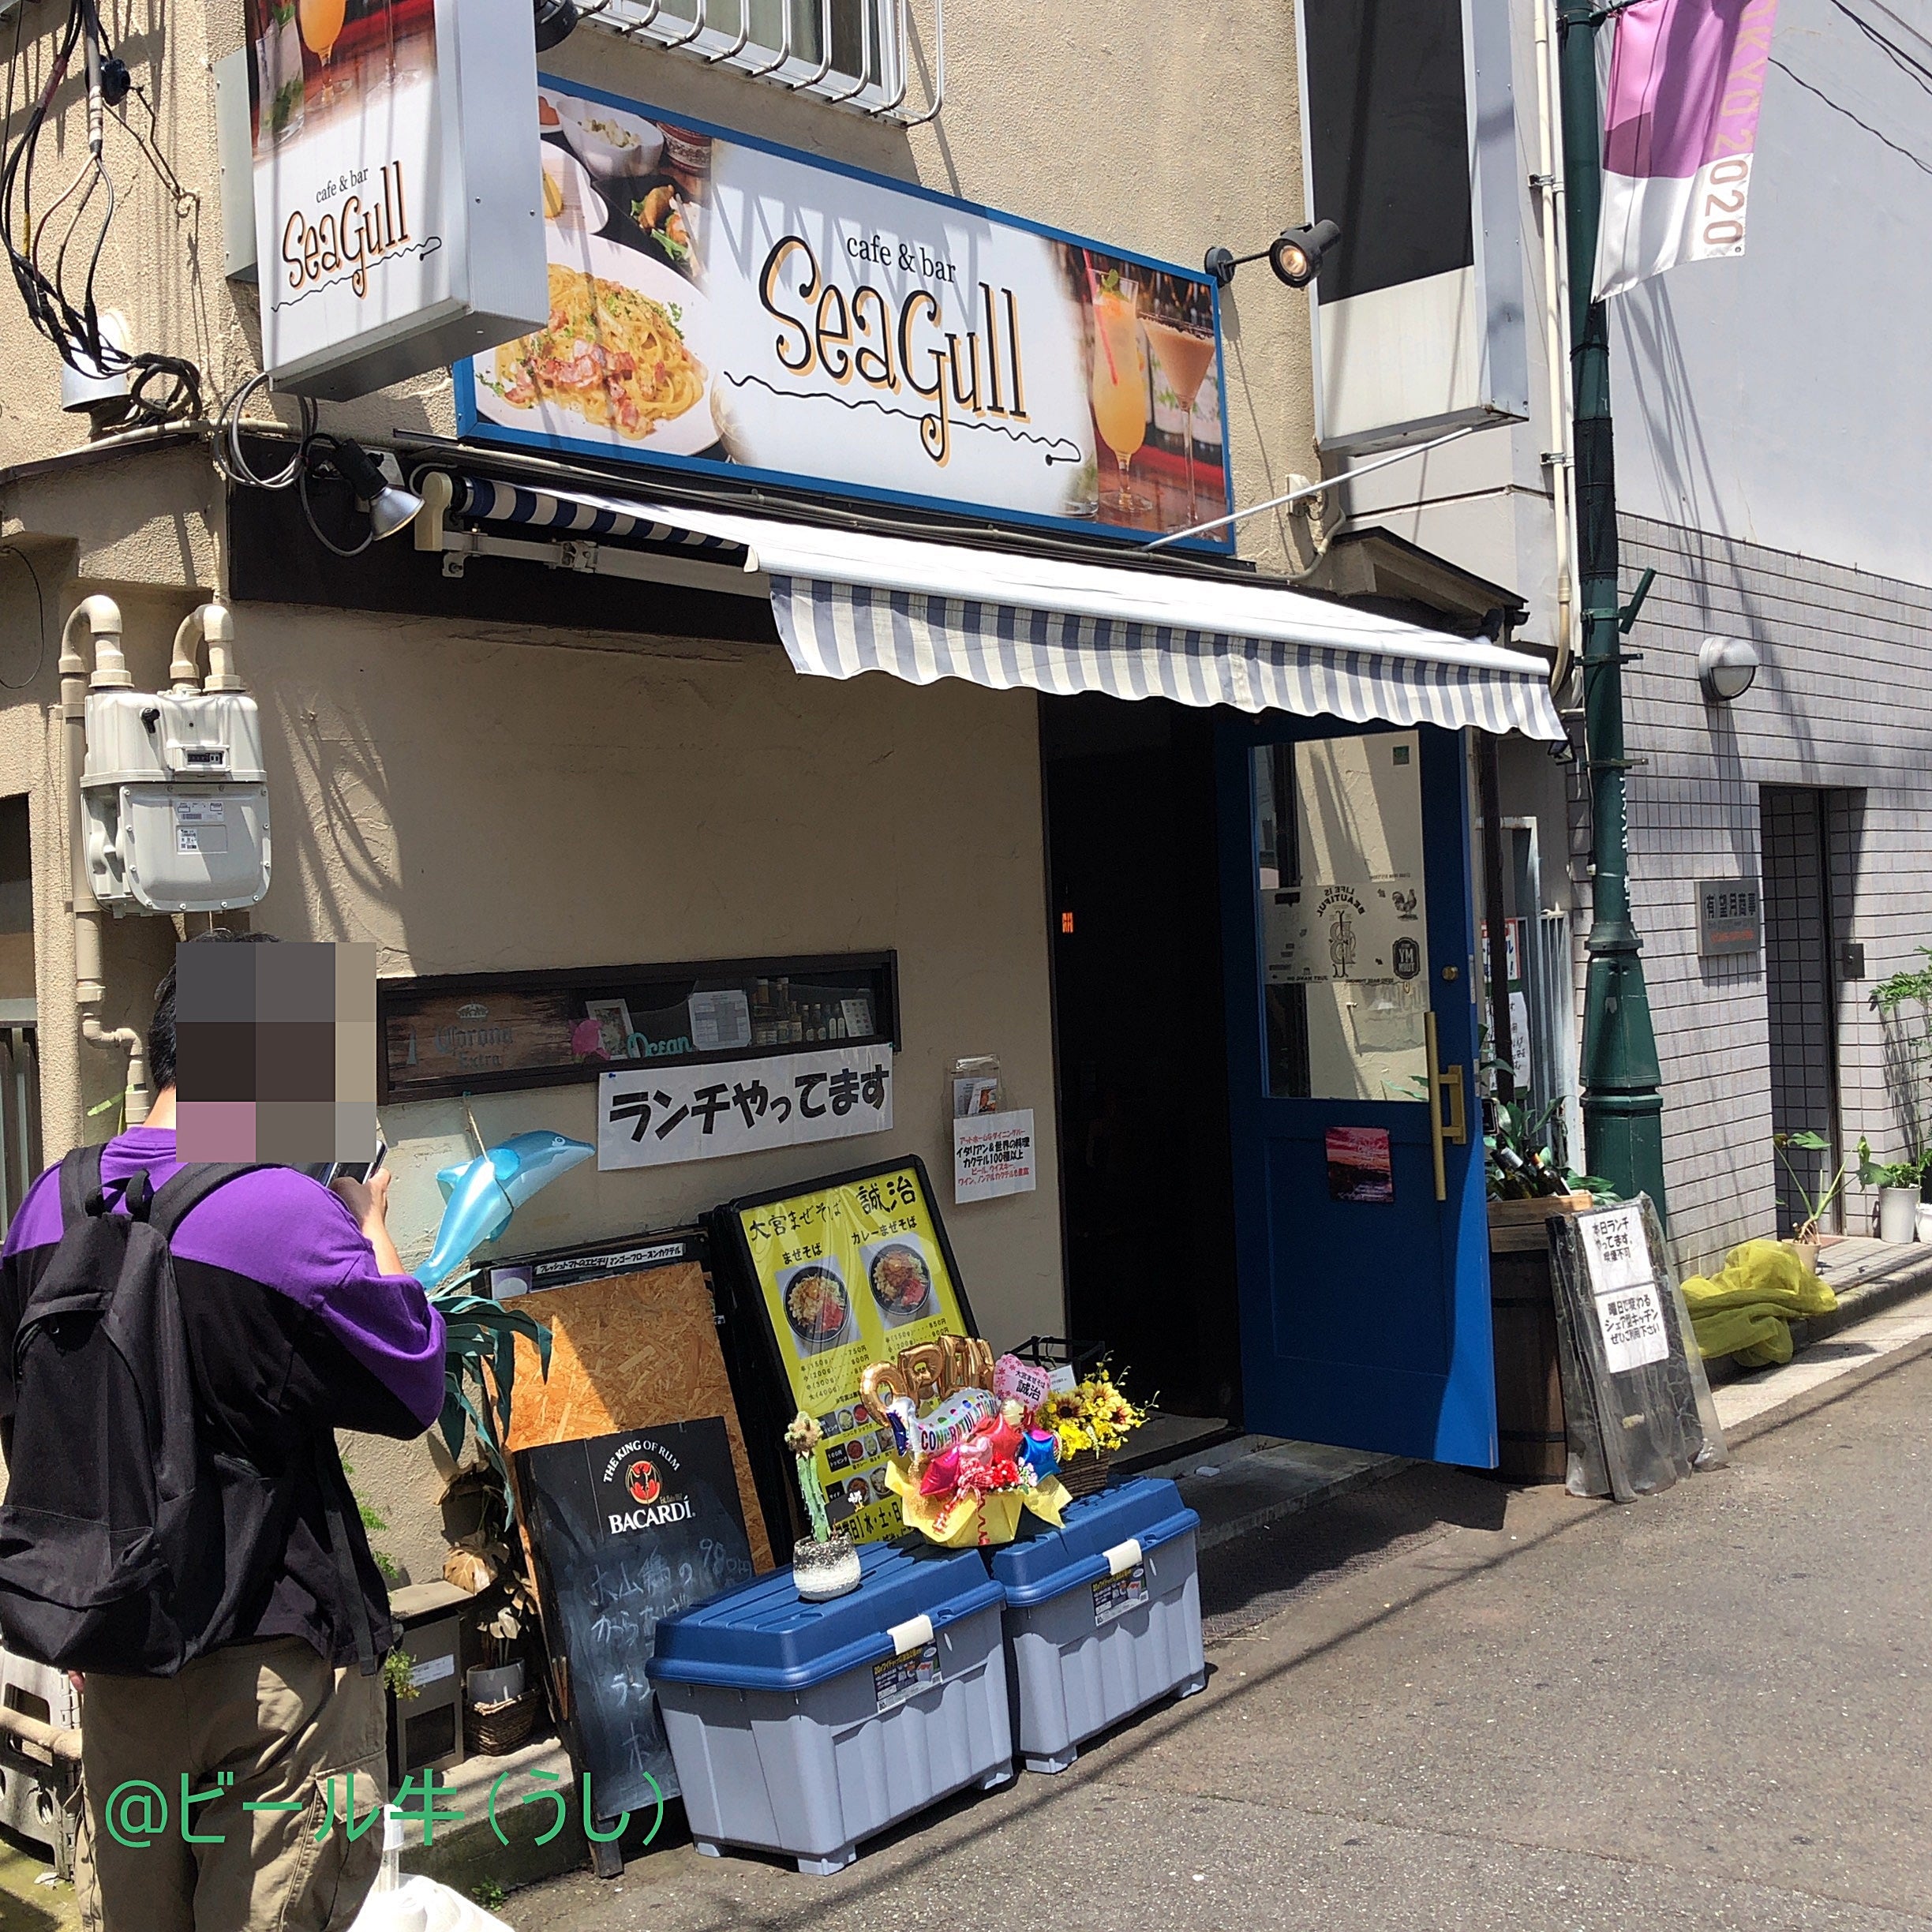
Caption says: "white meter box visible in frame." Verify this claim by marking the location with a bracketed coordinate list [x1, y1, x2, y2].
[83, 687, 271, 915]
[242, 0, 547, 399]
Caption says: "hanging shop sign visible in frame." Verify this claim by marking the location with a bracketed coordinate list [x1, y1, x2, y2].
[953, 1109, 1037, 1204]
[455, 77, 1234, 547]
[1696, 878, 1762, 958]
[242, 0, 547, 399]
[719, 1159, 975, 1546]
[596, 1044, 894, 1172]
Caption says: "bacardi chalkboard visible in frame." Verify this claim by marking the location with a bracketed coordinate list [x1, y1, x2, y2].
[517, 1417, 755, 1818]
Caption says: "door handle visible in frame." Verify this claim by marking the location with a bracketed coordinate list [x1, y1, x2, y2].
[1424, 1011, 1469, 1203]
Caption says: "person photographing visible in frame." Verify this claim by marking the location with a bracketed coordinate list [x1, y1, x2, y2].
[0, 933, 444, 1932]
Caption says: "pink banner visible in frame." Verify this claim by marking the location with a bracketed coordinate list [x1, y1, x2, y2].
[1592, 0, 1780, 300]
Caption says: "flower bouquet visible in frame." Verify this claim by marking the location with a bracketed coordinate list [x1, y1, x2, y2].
[861, 1338, 1074, 1548]
[786, 1410, 863, 1601]
[1035, 1369, 1148, 1497]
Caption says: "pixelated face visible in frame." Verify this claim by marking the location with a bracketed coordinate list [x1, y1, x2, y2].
[174, 942, 378, 1166]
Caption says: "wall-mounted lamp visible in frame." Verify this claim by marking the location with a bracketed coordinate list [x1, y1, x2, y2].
[328, 439, 427, 541]
[534, 0, 579, 50]
[1697, 635, 1760, 702]
[1204, 219, 1342, 290]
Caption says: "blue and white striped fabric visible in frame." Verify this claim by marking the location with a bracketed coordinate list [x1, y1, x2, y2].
[766, 575, 1566, 740]
[447, 475, 747, 558]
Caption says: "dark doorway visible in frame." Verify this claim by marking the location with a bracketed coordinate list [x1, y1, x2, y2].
[1762, 784, 1853, 1235]
[1041, 695, 1242, 1443]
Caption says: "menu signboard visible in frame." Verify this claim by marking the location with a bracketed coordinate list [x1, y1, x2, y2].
[721, 1158, 974, 1545]
[456, 77, 1234, 546]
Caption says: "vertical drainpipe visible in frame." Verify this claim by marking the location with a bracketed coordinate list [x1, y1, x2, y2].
[1556, 0, 1667, 1215]
[59, 596, 152, 1130]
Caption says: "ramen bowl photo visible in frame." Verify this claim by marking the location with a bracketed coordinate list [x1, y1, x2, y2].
[782, 1264, 852, 1355]
[866, 1239, 936, 1327]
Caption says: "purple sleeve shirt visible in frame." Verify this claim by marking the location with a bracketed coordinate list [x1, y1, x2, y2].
[2, 1126, 445, 1432]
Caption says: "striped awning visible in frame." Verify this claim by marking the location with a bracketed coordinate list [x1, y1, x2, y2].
[436, 476, 1563, 740]
[443, 475, 747, 557]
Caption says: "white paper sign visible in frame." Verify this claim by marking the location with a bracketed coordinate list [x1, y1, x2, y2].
[1594, 1282, 1671, 1374]
[1576, 1204, 1670, 1372]
[597, 1045, 893, 1171]
[1577, 1204, 1653, 1294]
[953, 1109, 1037, 1204]
[687, 990, 752, 1052]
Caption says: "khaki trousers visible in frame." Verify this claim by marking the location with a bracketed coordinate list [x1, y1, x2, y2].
[75, 1637, 386, 1932]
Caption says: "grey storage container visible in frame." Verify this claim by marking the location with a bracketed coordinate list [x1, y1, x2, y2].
[647, 1541, 1012, 1873]
[989, 1477, 1205, 1773]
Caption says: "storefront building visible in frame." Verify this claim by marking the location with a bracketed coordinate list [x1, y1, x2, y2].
[0, 0, 1567, 1578]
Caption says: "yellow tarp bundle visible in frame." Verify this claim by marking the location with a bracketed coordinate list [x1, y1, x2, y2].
[1680, 1238, 1837, 1368]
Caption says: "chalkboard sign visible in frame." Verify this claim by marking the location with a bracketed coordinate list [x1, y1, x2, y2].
[518, 1418, 756, 1818]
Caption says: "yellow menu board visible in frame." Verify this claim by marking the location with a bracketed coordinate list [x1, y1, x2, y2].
[735, 1163, 971, 1546]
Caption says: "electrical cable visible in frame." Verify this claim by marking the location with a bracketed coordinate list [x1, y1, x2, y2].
[212, 369, 315, 492]
[1769, 55, 1932, 178]
[296, 434, 376, 558]
[0, 0, 204, 424]
[0, 543, 47, 690]
[1821, 0, 1932, 98]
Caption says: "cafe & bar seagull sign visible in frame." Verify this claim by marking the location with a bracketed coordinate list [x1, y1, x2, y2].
[456, 77, 1234, 546]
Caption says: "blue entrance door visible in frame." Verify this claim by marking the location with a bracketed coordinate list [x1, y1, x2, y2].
[1219, 717, 1496, 1466]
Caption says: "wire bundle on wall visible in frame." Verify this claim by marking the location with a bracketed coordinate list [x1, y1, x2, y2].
[0, 0, 204, 425]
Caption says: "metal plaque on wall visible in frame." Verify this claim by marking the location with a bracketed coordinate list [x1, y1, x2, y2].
[1696, 878, 1762, 957]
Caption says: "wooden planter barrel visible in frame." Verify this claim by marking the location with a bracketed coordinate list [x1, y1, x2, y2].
[1486, 1196, 1590, 1483]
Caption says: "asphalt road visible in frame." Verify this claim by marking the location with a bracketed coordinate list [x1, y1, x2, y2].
[512, 1339, 1932, 1932]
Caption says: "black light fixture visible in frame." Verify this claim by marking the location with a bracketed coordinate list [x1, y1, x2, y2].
[1205, 219, 1342, 291]
[534, 0, 580, 49]
[330, 439, 426, 541]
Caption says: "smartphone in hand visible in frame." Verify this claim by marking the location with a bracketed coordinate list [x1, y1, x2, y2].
[307, 1136, 388, 1189]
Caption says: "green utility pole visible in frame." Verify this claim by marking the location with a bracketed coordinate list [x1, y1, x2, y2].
[1556, 0, 1668, 1215]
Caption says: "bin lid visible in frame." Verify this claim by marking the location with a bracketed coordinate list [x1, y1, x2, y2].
[989, 1477, 1200, 1608]
[646, 1539, 1003, 1693]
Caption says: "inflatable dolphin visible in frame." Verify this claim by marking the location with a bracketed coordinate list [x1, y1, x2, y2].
[417, 1130, 594, 1289]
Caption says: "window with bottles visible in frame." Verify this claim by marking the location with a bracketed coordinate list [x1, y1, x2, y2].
[379, 952, 900, 1104]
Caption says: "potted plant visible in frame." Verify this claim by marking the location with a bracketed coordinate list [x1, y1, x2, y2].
[1872, 949, 1932, 1193]
[1857, 1138, 1926, 1245]
[1772, 1130, 1848, 1271]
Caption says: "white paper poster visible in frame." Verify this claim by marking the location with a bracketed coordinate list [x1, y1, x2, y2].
[597, 1044, 893, 1171]
[1577, 1204, 1671, 1373]
[953, 1109, 1037, 1204]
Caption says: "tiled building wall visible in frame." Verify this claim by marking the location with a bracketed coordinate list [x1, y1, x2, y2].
[1601, 515, 1932, 1275]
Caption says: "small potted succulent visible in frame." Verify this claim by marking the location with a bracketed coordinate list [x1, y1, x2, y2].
[784, 1411, 861, 1601]
[1857, 1138, 1926, 1245]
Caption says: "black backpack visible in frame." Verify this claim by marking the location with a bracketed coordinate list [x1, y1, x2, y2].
[0, 1146, 373, 1677]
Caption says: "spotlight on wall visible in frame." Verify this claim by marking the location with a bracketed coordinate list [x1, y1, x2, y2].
[1204, 219, 1342, 290]
[534, 0, 579, 50]
[1697, 635, 1760, 702]
[332, 440, 426, 541]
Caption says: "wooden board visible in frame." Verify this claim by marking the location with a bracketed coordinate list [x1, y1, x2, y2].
[506, 1259, 776, 1573]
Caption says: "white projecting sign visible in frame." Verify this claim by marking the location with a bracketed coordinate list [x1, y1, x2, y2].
[243, 0, 546, 399]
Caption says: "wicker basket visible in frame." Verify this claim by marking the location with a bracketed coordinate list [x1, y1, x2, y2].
[468, 1687, 543, 1757]
[1057, 1448, 1114, 1498]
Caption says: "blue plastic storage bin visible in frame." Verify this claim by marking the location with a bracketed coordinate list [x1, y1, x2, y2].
[990, 1477, 1206, 1773]
[648, 1541, 1013, 1872]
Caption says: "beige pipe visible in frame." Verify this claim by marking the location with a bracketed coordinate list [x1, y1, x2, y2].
[170, 602, 242, 694]
[58, 594, 151, 1126]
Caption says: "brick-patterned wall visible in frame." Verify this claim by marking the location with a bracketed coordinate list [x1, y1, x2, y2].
[1604, 515, 1932, 1275]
